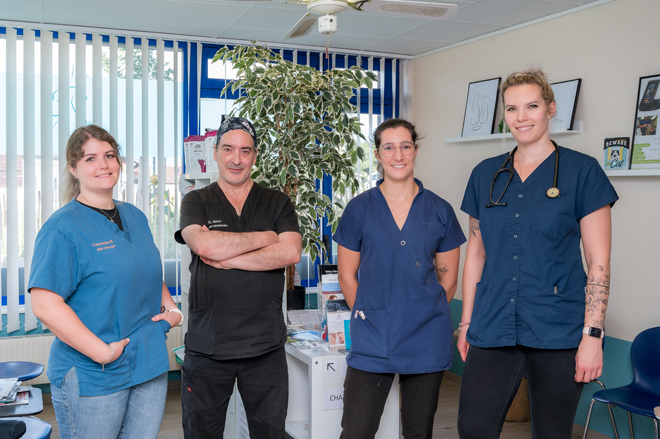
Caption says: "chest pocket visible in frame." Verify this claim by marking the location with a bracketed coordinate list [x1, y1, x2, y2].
[532, 194, 574, 237]
[423, 222, 446, 254]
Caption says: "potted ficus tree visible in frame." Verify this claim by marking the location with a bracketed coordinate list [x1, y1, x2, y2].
[213, 43, 377, 299]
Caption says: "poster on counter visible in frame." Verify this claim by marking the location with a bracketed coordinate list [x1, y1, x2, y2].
[631, 74, 660, 170]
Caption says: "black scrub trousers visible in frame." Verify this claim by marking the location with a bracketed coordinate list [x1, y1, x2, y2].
[176, 182, 300, 439]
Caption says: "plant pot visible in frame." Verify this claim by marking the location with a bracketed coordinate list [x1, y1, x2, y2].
[287, 286, 306, 310]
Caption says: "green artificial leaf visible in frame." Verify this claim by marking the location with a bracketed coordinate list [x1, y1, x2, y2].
[280, 168, 287, 186]
[364, 76, 373, 89]
[288, 164, 298, 178]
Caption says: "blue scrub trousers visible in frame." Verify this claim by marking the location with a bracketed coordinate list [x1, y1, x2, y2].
[51, 368, 168, 439]
[457, 345, 584, 439]
[340, 366, 444, 439]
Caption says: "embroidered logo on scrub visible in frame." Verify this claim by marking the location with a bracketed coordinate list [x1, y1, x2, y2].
[208, 219, 228, 229]
[92, 240, 115, 251]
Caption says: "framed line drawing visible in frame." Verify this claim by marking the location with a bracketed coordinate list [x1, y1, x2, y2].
[550, 79, 581, 131]
[461, 78, 501, 137]
[631, 73, 660, 170]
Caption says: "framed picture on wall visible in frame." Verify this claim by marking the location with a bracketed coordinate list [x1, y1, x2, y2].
[630, 74, 660, 170]
[461, 78, 501, 137]
[550, 79, 581, 131]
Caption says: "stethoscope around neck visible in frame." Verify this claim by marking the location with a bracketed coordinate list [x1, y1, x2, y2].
[486, 141, 560, 208]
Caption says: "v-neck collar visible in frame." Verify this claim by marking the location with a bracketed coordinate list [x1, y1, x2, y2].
[76, 200, 132, 243]
[376, 178, 424, 232]
[214, 181, 259, 222]
[512, 147, 556, 186]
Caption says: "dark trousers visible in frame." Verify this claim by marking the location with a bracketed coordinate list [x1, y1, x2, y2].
[457, 345, 584, 439]
[181, 346, 288, 439]
[340, 366, 444, 439]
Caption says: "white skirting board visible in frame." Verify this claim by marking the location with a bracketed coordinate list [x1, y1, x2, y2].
[0, 326, 184, 385]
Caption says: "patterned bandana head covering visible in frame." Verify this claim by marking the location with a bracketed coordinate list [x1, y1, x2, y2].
[216, 116, 258, 150]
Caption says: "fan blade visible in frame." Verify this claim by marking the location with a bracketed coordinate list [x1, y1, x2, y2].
[283, 12, 317, 39]
[359, 0, 457, 19]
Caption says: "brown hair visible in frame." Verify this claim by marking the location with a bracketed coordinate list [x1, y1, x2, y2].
[372, 118, 421, 176]
[62, 125, 122, 204]
[501, 68, 555, 110]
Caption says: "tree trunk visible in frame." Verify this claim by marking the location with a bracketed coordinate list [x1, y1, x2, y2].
[286, 264, 296, 291]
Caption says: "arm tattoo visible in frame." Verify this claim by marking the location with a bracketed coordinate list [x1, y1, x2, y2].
[470, 218, 480, 238]
[435, 264, 449, 277]
[585, 272, 610, 328]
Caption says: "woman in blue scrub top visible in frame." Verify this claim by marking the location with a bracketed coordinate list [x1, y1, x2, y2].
[457, 69, 618, 439]
[28, 125, 182, 439]
[334, 119, 466, 439]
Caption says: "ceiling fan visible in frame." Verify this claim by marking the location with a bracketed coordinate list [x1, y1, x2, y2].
[230, 0, 458, 39]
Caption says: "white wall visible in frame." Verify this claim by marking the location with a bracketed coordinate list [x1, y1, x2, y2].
[413, 0, 660, 342]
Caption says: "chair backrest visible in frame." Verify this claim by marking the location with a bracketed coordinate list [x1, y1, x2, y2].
[630, 326, 660, 392]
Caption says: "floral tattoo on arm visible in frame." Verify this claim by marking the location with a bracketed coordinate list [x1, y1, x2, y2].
[585, 265, 610, 329]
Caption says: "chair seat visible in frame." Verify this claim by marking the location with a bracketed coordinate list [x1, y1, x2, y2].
[1, 417, 52, 439]
[0, 362, 44, 382]
[594, 386, 660, 418]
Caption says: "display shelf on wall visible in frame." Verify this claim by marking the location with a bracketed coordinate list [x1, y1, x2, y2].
[445, 121, 582, 144]
[604, 169, 660, 177]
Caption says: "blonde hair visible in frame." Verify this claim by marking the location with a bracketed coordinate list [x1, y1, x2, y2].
[501, 68, 555, 110]
[62, 125, 122, 204]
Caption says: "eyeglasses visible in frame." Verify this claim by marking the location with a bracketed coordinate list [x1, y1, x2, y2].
[378, 142, 417, 158]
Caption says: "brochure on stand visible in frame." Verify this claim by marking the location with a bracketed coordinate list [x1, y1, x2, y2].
[318, 265, 344, 321]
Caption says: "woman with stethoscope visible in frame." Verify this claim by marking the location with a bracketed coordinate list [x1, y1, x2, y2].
[456, 69, 618, 438]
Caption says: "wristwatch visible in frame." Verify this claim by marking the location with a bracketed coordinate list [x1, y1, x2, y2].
[167, 308, 185, 327]
[583, 326, 604, 339]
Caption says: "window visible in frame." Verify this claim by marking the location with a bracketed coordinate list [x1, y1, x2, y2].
[1, 26, 185, 335]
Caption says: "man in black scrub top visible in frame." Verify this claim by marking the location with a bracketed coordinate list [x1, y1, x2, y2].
[175, 117, 302, 439]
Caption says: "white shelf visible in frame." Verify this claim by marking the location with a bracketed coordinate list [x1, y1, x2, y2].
[286, 420, 309, 439]
[445, 121, 582, 144]
[605, 169, 660, 177]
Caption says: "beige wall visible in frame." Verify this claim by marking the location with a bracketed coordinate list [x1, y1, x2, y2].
[413, 0, 660, 342]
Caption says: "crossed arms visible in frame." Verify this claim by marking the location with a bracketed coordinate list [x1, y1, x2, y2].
[181, 224, 301, 271]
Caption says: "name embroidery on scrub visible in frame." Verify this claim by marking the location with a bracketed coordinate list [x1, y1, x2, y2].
[208, 219, 228, 228]
[92, 240, 116, 251]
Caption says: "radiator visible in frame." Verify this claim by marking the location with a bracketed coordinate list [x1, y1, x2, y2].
[0, 326, 184, 385]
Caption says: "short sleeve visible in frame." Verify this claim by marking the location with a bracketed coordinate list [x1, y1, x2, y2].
[437, 201, 467, 253]
[174, 191, 207, 244]
[333, 196, 364, 252]
[461, 166, 481, 220]
[575, 157, 619, 220]
[274, 195, 300, 235]
[28, 224, 80, 300]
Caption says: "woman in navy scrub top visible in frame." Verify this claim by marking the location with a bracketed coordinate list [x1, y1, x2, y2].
[28, 126, 182, 439]
[457, 69, 618, 438]
[334, 119, 466, 439]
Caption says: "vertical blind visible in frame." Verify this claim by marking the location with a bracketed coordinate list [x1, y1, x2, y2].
[1, 26, 185, 333]
[1, 24, 405, 330]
